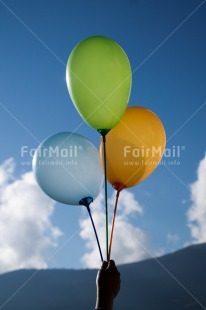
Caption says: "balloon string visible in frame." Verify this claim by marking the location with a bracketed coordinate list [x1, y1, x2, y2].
[86, 206, 103, 262]
[108, 190, 120, 261]
[102, 134, 109, 261]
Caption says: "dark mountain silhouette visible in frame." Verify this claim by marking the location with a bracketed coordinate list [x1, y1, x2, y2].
[0, 243, 206, 309]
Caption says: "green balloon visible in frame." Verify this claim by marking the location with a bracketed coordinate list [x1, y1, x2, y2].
[66, 36, 132, 130]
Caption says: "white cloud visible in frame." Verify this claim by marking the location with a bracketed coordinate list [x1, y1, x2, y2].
[0, 158, 15, 185]
[166, 233, 180, 245]
[187, 153, 206, 243]
[108, 190, 143, 218]
[79, 190, 151, 268]
[0, 158, 62, 273]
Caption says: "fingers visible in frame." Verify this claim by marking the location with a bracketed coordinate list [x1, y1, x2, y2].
[100, 260, 108, 270]
[110, 262, 120, 298]
[100, 259, 116, 270]
[107, 259, 117, 269]
[107, 260, 120, 277]
[107, 260, 121, 282]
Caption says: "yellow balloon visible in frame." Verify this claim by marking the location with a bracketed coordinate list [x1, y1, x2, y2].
[100, 106, 166, 190]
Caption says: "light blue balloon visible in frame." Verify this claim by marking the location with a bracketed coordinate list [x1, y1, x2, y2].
[32, 132, 103, 205]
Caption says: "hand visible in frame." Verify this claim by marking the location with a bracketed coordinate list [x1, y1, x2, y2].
[96, 260, 121, 310]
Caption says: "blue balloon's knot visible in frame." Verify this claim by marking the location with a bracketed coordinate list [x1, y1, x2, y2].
[79, 197, 93, 208]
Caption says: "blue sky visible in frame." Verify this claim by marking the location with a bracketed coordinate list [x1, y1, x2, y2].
[0, 0, 206, 271]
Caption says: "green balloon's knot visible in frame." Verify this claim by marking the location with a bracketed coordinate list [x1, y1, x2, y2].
[97, 129, 110, 136]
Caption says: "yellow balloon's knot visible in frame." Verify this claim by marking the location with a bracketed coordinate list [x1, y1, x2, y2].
[112, 182, 127, 192]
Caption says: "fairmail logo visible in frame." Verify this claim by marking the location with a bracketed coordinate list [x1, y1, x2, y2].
[123, 145, 184, 158]
[21, 145, 83, 158]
